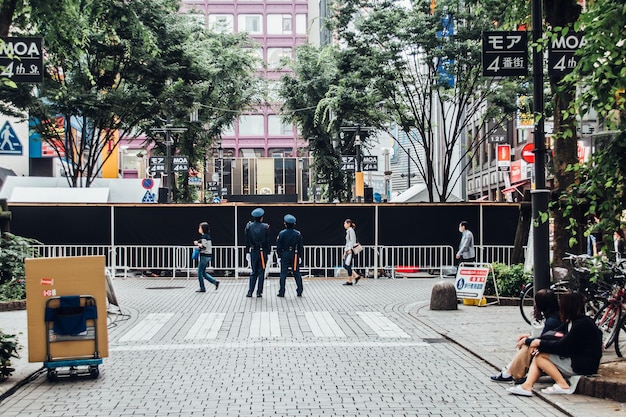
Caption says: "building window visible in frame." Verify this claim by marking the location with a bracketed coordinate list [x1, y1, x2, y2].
[267, 47, 292, 69]
[268, 115, 293, 136]
[238, 15, 262, 35]
[208, 14, 233, 33]
[296, 14, 307, 35]
[238, 115, 265, 136]
[267, 15, 292, 35]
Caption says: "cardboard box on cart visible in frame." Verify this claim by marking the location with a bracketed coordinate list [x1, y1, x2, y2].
[25, 256, 109, 362]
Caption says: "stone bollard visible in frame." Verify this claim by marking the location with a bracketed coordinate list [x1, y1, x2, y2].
[430, 280, 458, 310]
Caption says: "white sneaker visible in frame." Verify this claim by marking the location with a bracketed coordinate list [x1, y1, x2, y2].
[507, 385, 533, 397]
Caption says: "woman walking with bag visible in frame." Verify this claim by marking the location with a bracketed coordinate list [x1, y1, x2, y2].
[342, 219, 363, 286]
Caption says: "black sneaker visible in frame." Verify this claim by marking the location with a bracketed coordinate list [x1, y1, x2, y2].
[490, 373, 513, 382]
[246, 293, 253, 298]
[514, 376, 527, 385]
[196, 289, 206, 293]
[343, 281, 353, 286]
[215, 281, 220, 290]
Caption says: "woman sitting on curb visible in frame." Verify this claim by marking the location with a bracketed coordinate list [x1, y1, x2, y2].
[507, 291, 602, 397]
[491, 288, 562, 383]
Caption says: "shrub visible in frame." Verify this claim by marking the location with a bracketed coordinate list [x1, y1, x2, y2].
[0, 233, 40, 301]
[0, 331, 19, 381]
[484, 263, 532, 297]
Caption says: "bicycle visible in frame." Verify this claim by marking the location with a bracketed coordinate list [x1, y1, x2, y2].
[593, 276, 626, 357]
[519, 253, 611, 325]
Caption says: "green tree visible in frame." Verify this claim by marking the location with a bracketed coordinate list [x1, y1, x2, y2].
[326, 0, 528, 202]
[0, 0, 258, 195]
[280, 45, 383, 201]
[561, 0, 626, 251]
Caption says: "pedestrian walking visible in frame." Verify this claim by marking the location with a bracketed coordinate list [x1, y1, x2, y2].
[194, 221, 220, 292]
[276, 214, 304, 297]
[342, 219, 363, 286]
[245, 207, 270, 297]
[455, 220, 475, 264]
[613, 229, 625, 262]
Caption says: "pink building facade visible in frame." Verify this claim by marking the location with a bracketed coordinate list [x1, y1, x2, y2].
[180, 0, 310, 158]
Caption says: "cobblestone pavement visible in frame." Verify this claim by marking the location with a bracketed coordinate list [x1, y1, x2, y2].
[0, 277, 624, 416]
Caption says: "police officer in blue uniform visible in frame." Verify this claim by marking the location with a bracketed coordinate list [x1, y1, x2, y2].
[245, 207, 270, 297]
[276, 214, 304, 297]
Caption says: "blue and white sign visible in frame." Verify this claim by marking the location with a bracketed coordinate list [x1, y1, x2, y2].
[0, 121, 22, 155]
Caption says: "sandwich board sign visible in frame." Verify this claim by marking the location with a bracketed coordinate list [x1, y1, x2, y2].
[454, 263, 499, 305]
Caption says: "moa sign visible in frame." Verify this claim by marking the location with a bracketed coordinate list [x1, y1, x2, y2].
[0, 37, 44, 83]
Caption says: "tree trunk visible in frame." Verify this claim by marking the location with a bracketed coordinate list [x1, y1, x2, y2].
[545, 0, 583, 268]
[0, 0, 18, 37]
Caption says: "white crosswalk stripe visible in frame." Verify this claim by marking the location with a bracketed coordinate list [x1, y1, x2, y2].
[184, 313, 226, 340]
[118, 313, 174, 342]
[356, 311, 411, 338]
[116, 311, 412, 342]
[305, 311, 346, 337]
[249, 312, 280, 338]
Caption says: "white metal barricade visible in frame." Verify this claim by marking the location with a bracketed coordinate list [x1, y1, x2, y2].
[32, 244, 517, 279]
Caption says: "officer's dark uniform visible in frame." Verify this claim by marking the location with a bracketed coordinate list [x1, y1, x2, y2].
[245, 208, 270, 297]
[276, 214, 304, 297]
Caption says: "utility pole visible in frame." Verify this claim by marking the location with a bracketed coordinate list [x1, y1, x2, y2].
[151, 114, 186, 203]
[531, 0, 550, 292]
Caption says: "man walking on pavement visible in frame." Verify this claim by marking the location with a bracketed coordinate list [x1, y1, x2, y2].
[276, 214, 304, 297]
[455, 220, 475, 264]
[245, 207, 270, 297]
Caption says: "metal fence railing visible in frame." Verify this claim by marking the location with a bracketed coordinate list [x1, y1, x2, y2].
[31, 244, 517, 279]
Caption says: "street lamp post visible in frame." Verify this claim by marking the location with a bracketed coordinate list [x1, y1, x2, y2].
[531, 0, 550, 292]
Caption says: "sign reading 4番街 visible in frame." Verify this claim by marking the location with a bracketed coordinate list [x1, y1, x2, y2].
[481, 31, 528, 77]
[0, 37, 44, 83]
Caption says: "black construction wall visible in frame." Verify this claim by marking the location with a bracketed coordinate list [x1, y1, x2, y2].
[8, 203, 519, 248]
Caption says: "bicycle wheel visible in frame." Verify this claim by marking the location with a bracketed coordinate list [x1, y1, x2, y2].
[585, 296, 606, 318]
[614, 311, 626, 358]
[594, 302, 623, 350]
[519, 283, 534, 325]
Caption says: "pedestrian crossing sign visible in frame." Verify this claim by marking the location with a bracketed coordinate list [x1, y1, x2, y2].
[0, 121, 22, 155]
[142, 190, 156, 203]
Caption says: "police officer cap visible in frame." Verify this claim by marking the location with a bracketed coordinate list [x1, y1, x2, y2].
[283, 214, 296, 224]
[251, 207, 265, 218]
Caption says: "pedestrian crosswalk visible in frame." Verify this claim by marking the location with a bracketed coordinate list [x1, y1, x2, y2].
[116, 310, 414, 343]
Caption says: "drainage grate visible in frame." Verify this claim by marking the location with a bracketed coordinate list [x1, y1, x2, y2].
[422, 338, 449, 344]
[145, 286, 186, 290]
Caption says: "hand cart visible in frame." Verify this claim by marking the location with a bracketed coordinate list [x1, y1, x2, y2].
[43, 295, 103, 381]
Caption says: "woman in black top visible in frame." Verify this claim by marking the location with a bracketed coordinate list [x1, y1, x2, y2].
[508, 291, 602, 396]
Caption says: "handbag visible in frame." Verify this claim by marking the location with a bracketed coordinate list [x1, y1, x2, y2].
[192, 247, 200, 260]
[352, 243, 364, 255]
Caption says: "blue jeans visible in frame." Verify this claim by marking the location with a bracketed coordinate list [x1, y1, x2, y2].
[197, 255, 217, 290]
[343, 252, 353, 276]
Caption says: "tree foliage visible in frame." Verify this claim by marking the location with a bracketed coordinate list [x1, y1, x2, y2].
[561, 0, 626, 251]
[322, 0, 528, 201]
[0, 0, 259, 195]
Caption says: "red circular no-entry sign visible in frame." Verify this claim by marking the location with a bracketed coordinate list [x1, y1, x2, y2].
[521, 143, 535, 164]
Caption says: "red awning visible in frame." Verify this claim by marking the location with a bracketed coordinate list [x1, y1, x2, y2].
[502, 179, 530, 194]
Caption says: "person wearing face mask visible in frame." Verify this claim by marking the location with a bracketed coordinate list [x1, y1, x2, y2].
[455, 221, 475, 265]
